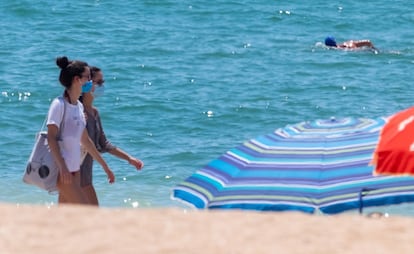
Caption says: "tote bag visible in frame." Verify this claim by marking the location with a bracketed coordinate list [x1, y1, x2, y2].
[23, 97, 65, 193]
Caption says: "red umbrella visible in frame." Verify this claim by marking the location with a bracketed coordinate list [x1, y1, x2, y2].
[372, 106, 414, 176]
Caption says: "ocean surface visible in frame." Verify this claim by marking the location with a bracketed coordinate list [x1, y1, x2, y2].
[2, 1, 414, 216]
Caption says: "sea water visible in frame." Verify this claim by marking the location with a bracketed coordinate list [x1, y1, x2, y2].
[1, 0, 414, 216]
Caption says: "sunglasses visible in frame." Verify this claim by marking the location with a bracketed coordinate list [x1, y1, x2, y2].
[81, 74, 91, 80]
[94, 79, 105, 85]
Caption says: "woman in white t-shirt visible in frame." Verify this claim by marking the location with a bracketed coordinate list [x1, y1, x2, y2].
[47, 56, 115, 204]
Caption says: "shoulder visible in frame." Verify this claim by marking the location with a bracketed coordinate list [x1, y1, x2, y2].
[341, 40, 355, 48]
[50, 96, 65, 109]
[47, 97, 65, 125]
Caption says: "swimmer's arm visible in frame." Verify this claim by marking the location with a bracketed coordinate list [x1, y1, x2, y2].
[354, 40, 375, 48]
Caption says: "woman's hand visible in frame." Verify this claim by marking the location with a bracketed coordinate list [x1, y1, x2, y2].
[59, 168, 72, 184]
[128, 157, 144, 170]
[105, 168, 115, 183]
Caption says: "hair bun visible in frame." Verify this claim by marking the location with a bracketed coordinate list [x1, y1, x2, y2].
[56, 56, 70, 69]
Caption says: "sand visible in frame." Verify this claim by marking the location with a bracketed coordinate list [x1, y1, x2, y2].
[1, 203, 413, 254]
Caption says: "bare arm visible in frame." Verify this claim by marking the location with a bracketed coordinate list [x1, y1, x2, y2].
[81, 130, 115, 183]
[47, 124, 71, 184]
[353, 40, 375, 48]
[108, 148, 144, 170]
[94, 109, 144, 171]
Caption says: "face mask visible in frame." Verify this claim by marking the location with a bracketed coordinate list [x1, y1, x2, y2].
[82, 80, 93, 93]
[93, 85, 105, 98]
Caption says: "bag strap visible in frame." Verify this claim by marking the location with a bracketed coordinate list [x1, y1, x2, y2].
[57, 96, 66, 140]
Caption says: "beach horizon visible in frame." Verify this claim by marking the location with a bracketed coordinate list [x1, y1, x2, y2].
[1, 203, 413, 254]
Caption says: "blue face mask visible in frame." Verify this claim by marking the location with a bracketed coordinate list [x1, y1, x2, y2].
[82, 80, 93, 93]
[93, 85, 105, 98]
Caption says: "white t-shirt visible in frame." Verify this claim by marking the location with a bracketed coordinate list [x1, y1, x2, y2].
[47, 97, 86, 172]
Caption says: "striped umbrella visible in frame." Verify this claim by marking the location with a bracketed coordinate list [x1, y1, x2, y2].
[172, 117, 414, 214]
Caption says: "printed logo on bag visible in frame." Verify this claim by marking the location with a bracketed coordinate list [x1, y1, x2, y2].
[38, 165, 50, 178]
[25, 164, 50, 179]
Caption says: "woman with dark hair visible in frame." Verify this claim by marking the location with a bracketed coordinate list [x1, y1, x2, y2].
[79, 66, 143, 205]
[47, 56, 115, 204]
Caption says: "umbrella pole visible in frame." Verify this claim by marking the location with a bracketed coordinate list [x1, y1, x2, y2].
[358, 188, 376, 214]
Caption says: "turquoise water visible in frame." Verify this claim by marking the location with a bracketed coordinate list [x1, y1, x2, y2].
[2, 1, 414, 215]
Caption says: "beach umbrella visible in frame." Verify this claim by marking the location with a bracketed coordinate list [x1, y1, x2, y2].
[373, 106, 414, 176]
[172, 117, 414, 214]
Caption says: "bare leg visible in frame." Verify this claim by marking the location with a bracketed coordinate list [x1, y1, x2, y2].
[82, 184, 99, 206]
[57, 171, 88, 205]
[58, 193, 67, 203]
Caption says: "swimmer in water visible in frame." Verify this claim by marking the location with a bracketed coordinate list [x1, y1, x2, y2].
[324, 36, 377, 51]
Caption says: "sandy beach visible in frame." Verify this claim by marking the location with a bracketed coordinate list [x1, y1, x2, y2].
[1, 203, 413, 254]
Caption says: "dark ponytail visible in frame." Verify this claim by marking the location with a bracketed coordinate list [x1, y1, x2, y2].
[56, 56, 88, 89]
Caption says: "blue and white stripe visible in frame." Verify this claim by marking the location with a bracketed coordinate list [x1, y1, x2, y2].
[172, 117, 414, 214]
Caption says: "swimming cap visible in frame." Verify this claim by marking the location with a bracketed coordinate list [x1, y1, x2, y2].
[325, 36, 337, 47]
